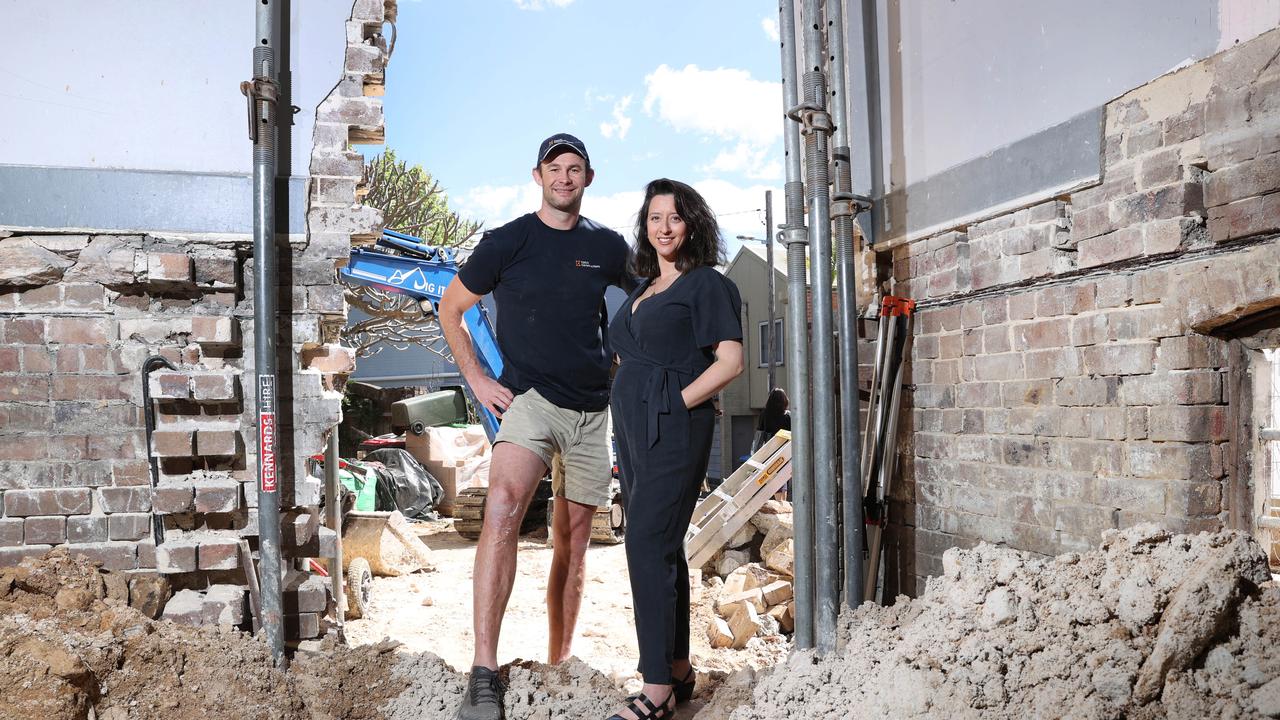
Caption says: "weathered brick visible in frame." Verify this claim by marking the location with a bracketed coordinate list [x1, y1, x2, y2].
[286, 612, 322, 640]
[4, 488, 91, 516]
[1148, 405, 1228, 442]
[191, 316, 236, 345]
[198, 538, 241, 570]
[1203, 152, 1280, 207]
[147, 252, 192, 282]
[1083, 342, 1157, 376]
[193, 254, 237, 288]
[152, 486, 194, 513]
[23, 512, 66, 540]
[1157, 334, 1226, 370]
[1, 318, 44, 344]
[119, 317, 193, 343]
[190, 373, 238, 402]
[151, 430, 193, 458]
[1053, 504, 1118, 537]
[155, 541, 199, 573]
[0, 375, 50, 402]
[1121, 370, 1221, 406]
[206, 584, 247, 625]
[1167, 481, 1222, 516]
[98, 486, 152, 513]
[47, 317, 113, 345]
[150, 372, 190, 400]
[1013, 318, 1071, 350]
[64, 542, 137, 571]
[1208, 192, 1280, 243]
[0, 545, 52, 566]
[1023, 349, 1082, 379]
[52, 375, 133, 402]
[284, 574, 328, 614]
[0, 434, 48, 461]
[108, 513, 151, 541]
[194, 483, 240, 513]
[111, 459, 151, 486]
[1078, 227, 1143, 269]
[66, 515, 108, 544]
[0, 518, 23, 546]
[195, 429, 239, 458]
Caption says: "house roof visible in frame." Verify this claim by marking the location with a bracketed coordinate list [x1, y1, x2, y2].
[725, 242, 801, 284]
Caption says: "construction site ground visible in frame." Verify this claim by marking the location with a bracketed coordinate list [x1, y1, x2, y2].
[4, 521, 1280, 719]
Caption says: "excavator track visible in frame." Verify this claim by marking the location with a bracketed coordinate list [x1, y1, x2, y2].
[455, 486, 624, 544]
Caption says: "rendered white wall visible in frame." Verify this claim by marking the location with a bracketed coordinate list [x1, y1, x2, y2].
[0, 0, 349, 176]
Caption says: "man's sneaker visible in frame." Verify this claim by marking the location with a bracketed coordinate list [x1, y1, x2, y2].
[456, 665, 506, 720]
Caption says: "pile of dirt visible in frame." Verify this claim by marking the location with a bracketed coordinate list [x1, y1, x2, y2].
[732, 526, 1280, 720]
[380, 654, 626, 719]
[0, 549, 407, 720]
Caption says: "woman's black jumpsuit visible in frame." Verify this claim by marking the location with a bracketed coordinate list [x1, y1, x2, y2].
[608, 266, 742, 684]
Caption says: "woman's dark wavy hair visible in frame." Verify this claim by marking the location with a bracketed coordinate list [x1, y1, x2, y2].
[630, 178, 725, 278]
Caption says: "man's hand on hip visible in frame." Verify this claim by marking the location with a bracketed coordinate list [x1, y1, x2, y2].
[470, 375, 515, 418]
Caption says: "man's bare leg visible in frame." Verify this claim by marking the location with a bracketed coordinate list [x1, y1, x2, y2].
[471, 443, 547, 671]
[546, 495, 596, 664]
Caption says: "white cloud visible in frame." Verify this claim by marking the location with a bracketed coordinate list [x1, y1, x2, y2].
[453, 182, 543, 231]
[704, 141, 783, 181]
[643, 64, 780, 147]
[513, 0, 574, 9]
[762, 17, 780, 42]
[599, 95, 633, 140]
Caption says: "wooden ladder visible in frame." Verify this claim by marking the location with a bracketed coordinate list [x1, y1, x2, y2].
[685, 430, 793, 570]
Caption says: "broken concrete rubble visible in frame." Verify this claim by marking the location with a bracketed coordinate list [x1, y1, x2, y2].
[733, 526, 1278, 720]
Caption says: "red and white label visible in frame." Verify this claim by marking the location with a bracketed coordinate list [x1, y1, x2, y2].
[258, 375, 278, 494]
[260, 411, 277, 493]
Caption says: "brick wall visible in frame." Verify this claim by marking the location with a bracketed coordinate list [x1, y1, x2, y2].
[0, 0, 392, 635]
[886, 27, 1280, 595]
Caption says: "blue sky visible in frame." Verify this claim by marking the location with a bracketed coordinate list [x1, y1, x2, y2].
[374, 0, 784, 256]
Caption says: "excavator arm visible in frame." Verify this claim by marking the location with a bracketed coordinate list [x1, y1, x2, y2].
[340, 229, 503, 440]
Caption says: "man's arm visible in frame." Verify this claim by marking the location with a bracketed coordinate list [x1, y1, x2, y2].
[439, 276, 514, 417]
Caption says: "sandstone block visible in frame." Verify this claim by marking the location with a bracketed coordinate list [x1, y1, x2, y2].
[24, 516, 67, 544]
[4, 488, 91, 516]
[98, 486, 152, 513]
[155, 541, 198, 574]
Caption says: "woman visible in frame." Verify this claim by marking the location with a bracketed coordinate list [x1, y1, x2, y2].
[607, 179, 744, 720]
[751, 388, 791, 453]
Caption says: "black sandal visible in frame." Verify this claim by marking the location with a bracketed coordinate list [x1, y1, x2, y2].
[607, 691, 675, 719]
[673, 667, 696, 703]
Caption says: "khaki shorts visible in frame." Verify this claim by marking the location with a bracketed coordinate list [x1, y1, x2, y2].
[494, 388, 612, 507]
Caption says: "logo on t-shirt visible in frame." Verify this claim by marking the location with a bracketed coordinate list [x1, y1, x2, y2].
[574, 260, 602, 269]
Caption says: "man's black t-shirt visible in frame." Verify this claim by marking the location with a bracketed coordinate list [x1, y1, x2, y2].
[457, 212, 631, 412]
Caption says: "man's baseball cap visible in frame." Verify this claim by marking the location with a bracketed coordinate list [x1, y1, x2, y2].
[536, 133, 590, 167]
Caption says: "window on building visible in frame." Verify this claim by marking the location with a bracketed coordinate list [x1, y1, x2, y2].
[757, 318, 784, 368]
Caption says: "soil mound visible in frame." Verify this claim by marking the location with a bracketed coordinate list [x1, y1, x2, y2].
[0, 549, 406, 720]
[733, 526, 1279, 720]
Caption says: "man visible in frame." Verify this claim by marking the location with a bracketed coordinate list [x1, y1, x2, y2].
[440, 133, 631, 720]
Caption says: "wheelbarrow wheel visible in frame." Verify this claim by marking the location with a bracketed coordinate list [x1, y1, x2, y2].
[345, 557, 373, 620]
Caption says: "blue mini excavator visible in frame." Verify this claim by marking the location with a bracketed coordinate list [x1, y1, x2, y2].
[340, 230, 625, 544]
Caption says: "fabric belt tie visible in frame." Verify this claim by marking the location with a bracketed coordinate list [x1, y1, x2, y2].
[637, 361, 702, 449]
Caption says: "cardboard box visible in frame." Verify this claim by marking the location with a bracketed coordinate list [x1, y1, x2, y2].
[427, 455, 490, 516]
[405, 425, 491, 466]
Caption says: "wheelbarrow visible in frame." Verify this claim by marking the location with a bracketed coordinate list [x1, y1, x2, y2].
[339, 510, 435, 619]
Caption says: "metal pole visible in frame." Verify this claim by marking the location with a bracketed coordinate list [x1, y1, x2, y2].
[801, 0, 839, 655]
[245, 0, 285, 665]
[860, 0, 885, 247]
[324, 429, 346, 631]
[778, 0, 815, 651]
[765, 190, 777, 391]
[828, 0, 866, 610]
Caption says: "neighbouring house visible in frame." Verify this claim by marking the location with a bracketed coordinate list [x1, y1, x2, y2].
[719, 243, 793, 473]
[0, 0, 395, 636]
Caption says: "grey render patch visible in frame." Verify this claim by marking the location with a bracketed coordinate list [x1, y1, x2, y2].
[0, 165, 306, 234]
